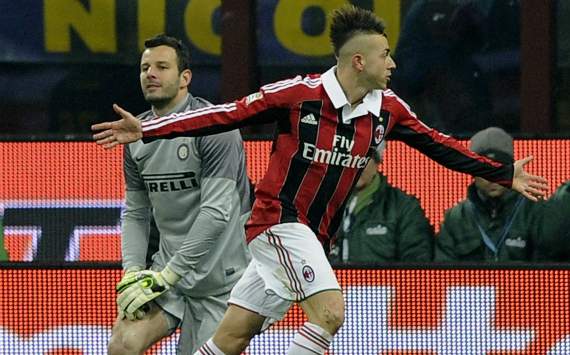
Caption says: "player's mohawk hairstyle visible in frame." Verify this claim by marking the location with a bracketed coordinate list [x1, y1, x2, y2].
[330, 5, 386, 57]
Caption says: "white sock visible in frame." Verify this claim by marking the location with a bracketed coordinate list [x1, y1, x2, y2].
[287, 322, 332, 355]
[194, 338, 225, 355]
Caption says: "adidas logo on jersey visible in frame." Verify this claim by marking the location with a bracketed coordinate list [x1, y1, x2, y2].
[301, 113, 318, 125]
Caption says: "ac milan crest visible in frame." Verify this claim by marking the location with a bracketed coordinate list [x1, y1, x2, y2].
[302, 265, 315, 282]
[374, 125, 385, 144]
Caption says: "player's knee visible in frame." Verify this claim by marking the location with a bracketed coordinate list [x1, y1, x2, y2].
[230, 336, 252, 353]
[310, 299, 345, 335]
[108, 331, 146, 355]
[323, 305, 345, 334]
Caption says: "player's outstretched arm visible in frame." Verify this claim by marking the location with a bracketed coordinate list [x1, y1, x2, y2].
[92, 104, 143, 149]
[512, 156, 549, 201]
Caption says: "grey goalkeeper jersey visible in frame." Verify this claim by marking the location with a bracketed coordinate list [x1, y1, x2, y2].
[121, 94, 251, 297]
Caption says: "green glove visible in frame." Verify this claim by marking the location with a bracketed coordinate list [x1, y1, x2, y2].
[117, 266, 181, 320]
[116, 267, 146, 320]
[116, 268, 142, 293]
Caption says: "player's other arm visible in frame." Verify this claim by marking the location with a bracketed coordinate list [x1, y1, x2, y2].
[121, 145, 151, 271]
[116, 145, 153, 319]
[386, 92, 547, 200]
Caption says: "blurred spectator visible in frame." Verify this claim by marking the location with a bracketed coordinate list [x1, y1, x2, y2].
[330, 141, 434, 264]
[0, 204, 8, 261]
[391, 0, 520, 135]
[435, 127, 550, 262]
[541, 181, 570, 260]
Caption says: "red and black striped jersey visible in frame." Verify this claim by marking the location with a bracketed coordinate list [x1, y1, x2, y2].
[141, 67, 513, 245]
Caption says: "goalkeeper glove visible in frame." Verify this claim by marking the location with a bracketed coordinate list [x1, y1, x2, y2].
[116, 267, 147, 320]
[117, 265, 181, 320]
[116, 267, 143, 293]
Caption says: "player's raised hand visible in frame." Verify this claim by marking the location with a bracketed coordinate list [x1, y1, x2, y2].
[91, 104, 143, 149]
[512, 156, 549, 201]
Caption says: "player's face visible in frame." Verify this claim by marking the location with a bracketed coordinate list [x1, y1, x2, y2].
[361, 34, 396, 90]
[355, 159, 380, 190]
[140, 45, 185, 106]
[474, 177, 508, 199]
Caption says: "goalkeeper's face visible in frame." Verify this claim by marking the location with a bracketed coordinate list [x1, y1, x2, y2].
[140, 45, 188, 107]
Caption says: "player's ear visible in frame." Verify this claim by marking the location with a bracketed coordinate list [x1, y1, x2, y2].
[352, 53, 365, 72]
[181, 68, 192, 88]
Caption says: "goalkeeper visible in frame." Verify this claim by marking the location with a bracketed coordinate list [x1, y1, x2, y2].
[108, 34, 251, 355]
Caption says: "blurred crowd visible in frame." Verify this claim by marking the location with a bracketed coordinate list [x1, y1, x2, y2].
[329, 127, 570, 265]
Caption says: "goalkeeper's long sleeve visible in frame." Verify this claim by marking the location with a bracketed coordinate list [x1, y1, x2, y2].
[121, 145, 151, 271]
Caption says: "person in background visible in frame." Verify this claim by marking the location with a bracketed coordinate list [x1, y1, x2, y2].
[391, 0, 521, 135]
[435, 127, 551, 262]
[541, 180, 570, 260]
[330, 141, 433, 264]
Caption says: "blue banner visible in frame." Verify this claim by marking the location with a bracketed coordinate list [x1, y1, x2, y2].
[0, 0, 400, 65]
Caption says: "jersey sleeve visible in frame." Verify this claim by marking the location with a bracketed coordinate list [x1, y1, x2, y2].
[121, 144, 151, 270]
[140, 76, 306, 141]
[386, 92, 514, 187]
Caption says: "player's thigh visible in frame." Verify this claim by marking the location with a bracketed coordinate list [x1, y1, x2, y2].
[251, 223, 341, 302]
[227, 258, 293, 328]
[109, 302, 174, 351]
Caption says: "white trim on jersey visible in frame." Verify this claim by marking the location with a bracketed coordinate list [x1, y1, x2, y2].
[142, 103, 238, 132]
[262, 76, 303, 90]
[141, 102, 236, 130]
[263, 78, 321, 94]
[261, 75, 321, 91]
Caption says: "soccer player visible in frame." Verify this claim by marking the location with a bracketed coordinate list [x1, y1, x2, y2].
[107, 34, 251, 354]
[93, 7, 548, 355]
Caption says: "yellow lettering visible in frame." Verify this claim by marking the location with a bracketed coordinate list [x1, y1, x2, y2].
[138, 0, 166, 51]
[184, 0, 221, 55]
[373, 0, 401, 51]
[274, 0, 346, 56]
[44, 0, 116, 53]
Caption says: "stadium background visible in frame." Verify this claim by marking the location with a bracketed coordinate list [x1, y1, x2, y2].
[1, 0, 569, 354]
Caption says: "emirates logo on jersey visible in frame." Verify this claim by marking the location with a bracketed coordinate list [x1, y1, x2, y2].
[302, 265, 315, 282]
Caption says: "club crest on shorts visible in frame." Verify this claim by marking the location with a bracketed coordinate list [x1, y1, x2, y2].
[302, 265, 315, 282]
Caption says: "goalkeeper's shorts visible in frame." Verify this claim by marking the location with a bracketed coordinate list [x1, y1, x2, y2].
[228, 222, 340, 328]
[178, 290, 231, 354]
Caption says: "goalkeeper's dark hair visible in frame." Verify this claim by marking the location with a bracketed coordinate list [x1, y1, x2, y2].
[144, 34, 191, 73]
[330, 5, 386, 57]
